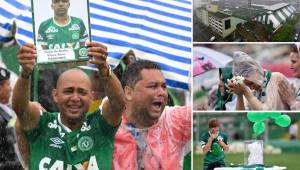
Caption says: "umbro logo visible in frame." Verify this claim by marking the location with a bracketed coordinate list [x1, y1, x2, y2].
[50, 137, 64, 145]
[69, 24, 80, 31]
[45, 26, 58, 34]
[50, 137, 64, 149]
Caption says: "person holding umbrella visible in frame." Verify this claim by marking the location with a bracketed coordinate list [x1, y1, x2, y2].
[215, 67, 236, 110]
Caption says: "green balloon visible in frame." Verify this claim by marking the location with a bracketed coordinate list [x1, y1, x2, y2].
[253, 122, 265, 136]
[247, 112, 269, 122]
[268, 112, 282, 119]
[211, 143, 222, 156]
[275, 115, 291, 127]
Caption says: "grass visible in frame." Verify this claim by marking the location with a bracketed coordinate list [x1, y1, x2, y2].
[272, 15, 299, 42]
[272, 20, 294, 42]
[193, 153, 299, 170]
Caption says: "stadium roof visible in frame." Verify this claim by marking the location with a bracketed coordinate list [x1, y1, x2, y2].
[231, 7, 265, 21]
[209, 11, 231, 19]
[263, 3, 290, 11]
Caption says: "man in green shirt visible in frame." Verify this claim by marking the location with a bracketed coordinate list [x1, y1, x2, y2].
[12, 41, 125, 170]
[200, 118, 229, 170]
[37, 0, 89, 59]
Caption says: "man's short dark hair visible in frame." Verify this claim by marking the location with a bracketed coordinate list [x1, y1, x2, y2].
[52, 0, 69, 3]
[208, 118, 220, 129]
[121, 60, 161, 88]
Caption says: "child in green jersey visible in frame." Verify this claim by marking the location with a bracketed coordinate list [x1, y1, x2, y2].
[200, 118, 229, 170]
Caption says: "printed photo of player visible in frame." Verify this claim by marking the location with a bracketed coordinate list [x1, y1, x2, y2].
[32, 0, 90, 63]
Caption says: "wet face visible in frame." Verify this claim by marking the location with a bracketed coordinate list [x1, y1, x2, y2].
[244, 70, 263, 91]
[209, 127, 219, 135]
[52, 0, 70, 17]
[290, 52, 300, 78]
[244, 79, 261, 91]
[0, 80, 11, 104]
[127, 69, 168, 127]
[53, 70, 93, 122]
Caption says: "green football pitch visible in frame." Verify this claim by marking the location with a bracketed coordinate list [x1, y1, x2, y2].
[193, 153, 299, 170]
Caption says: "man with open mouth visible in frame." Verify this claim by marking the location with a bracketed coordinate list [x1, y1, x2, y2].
[12, 41, 125, 170]
[112, 60, 191, 170]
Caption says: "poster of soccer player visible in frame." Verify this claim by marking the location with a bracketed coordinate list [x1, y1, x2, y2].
[32, 0, 91, 64]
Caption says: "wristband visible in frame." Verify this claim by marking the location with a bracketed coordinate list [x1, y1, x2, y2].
[99, 64, 112, 80]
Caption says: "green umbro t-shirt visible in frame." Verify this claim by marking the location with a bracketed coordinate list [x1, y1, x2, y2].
[25, 109, 118, 170]
[37, 16, 89, 59]
[200, 131, 228, 165]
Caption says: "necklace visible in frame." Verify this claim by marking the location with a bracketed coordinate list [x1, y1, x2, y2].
[125, 123, 162, 170]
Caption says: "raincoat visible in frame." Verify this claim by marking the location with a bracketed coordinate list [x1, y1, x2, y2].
[112, 106, 191, 170]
